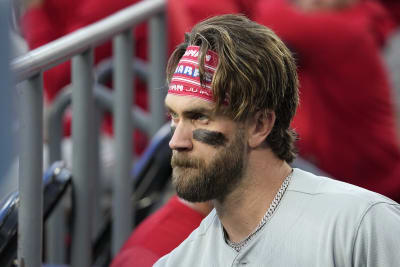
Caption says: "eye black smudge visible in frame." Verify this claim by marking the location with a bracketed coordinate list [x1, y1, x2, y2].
[193, 129, 227, 147]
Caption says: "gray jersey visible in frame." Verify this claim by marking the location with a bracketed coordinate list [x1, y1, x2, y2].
[154, 168, 400, 267]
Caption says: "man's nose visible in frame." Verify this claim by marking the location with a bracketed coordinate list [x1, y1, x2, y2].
[169, 123, 193, 151]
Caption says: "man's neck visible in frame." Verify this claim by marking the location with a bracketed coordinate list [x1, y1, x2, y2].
[213, 150, 292, 243]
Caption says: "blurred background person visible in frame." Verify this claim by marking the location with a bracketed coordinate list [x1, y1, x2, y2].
[254, 0, 400, 202]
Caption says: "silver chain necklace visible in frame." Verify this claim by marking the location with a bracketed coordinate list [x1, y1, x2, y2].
[224, 170, 293, 252]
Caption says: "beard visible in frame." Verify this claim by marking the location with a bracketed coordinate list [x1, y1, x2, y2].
[171, 129, 246, 202]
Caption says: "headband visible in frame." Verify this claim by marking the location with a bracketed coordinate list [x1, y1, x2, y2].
[168, 46, 219, 103]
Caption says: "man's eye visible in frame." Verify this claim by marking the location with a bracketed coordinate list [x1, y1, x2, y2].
[191, 113, 208, 121]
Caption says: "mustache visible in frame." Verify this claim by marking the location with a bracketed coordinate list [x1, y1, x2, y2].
[171, 154, 204, 168]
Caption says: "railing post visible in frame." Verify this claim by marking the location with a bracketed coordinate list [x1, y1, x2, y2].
[112, 29, 134, 256]
[46, 92, 67, 264]
[46, 199, 67, 264]
[91, 106, 103, 241]
[0, 0, 13, 184]
[149, 10, 167, 135]
[18, 73, 43, 267]
[71, 49, 94, 267]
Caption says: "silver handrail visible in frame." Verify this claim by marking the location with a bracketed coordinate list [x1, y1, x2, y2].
[12, 0, 167, 266]
[11, 0, 165, 82]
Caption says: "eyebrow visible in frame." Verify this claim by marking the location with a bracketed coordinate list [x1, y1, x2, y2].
[183, 108, 212, 117]
[165, 105, 213, 118]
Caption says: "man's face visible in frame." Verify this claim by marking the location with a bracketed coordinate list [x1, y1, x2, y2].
[165, 94, 247, 202]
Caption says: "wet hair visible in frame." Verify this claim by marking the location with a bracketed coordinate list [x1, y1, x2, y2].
[166, 14, 299, 163]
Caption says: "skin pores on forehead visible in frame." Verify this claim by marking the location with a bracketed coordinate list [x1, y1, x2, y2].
[170, 126, 228, 148]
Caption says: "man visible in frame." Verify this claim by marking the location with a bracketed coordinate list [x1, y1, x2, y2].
[155, 14, 400, 266]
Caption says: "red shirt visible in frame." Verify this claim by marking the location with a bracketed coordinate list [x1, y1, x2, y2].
[111, 196, 205, 267]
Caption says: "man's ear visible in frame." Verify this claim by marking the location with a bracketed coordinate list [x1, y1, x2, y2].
[247, 110, 276, 148]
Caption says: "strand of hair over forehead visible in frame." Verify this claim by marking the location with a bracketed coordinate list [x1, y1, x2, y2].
[190, 19, 254, 120]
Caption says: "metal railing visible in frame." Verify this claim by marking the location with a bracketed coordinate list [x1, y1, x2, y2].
[0, 0, 12, 187]
[11, 0, 167, 266]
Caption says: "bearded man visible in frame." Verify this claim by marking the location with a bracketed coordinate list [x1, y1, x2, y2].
[155, 14, 400, 266]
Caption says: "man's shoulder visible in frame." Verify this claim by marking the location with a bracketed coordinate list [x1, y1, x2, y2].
[154, 209, 220, 266]
[291, 168, 397, 206]
[288, 168, 399, 225]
